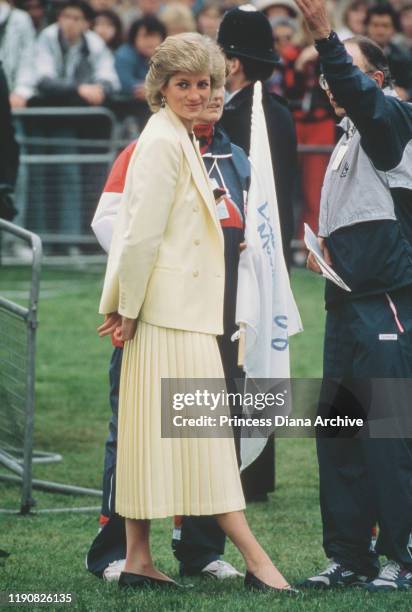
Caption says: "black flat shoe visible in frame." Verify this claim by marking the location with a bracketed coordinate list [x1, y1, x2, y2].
[244, 571, 300, 596]
[118, 571, 180, 590]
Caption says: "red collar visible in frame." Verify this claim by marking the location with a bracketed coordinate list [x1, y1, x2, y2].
[194, 124, 214, 154]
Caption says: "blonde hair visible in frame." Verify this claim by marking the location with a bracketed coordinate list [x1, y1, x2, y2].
[145, 33, 226, 112]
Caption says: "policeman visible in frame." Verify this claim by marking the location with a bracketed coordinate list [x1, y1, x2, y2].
[296, 0, 412, 593]
[217, 5, 298, 505]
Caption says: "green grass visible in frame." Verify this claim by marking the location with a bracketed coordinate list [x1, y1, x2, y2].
[0, 267, 408, 611]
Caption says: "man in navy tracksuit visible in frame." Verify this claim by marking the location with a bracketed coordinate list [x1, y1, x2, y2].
[296, 0, 412, 593]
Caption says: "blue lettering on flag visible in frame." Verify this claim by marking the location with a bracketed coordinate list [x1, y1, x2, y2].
[257, 223, 272, 250]
[258, 202, 270, 222]
[271, 315, 289, 351]
[271, 338, 289, 351]
[274, 315, 288, 330]
[257, 202, 275, 265]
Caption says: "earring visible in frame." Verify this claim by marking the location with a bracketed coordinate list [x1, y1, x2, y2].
[161, 96, 166, 108]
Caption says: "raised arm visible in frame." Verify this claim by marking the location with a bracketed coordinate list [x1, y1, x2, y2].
[295, 0, 407, 170]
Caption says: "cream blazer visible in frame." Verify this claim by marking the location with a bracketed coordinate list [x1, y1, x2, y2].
[99, 106, 225, 335]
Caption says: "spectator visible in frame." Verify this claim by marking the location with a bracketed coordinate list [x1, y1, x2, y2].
[222, 0, 249, 8]
[267, 16, 300, 96]
[395, 2, 412, 52]
[365, 3, 412, 100]
[160, 3, 196, 36]
[388, 0, 405, 11]
[115, 16, 165, 99]
[272, 14, 298, 53]
[271, 4, 337, 248]
[254, 0, 298, 20]
[29, 0, 119, 243]
[292, 56, 336, 244]
[337, 0, 368, 41]
[18, 0, 48, 35]
[0, 0, 36, 108]
[0, 61, 19, 221]
[93, 9, 123, 50]
[196, 0, 222, 39]
[136, 0, 163, 13]
[34, 0, 119, 105]
[164, 0, 196, 6]
[119, 0, 163, 32]
[90, 0, 119, 11]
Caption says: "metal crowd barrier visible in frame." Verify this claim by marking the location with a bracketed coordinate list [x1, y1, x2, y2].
[12, 107, 119, 251]
[0, 220, 41, 513]
[0, 220, 101, 514]
[11, 105, 334, 259]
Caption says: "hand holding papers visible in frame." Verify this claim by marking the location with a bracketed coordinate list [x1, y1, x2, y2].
[304, 224, 351, 292]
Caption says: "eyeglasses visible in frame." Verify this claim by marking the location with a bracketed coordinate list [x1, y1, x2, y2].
[319, 70, 377, 91]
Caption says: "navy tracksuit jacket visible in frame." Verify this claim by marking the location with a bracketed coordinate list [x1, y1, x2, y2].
[315, 32, 412, 574]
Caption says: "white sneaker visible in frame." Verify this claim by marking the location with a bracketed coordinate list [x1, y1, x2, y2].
[103, 559, 126, 582]
[201, 559, 244, 579]
[364, 560, 412, 592]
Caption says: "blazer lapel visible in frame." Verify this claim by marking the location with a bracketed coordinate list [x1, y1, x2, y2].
[164, 107, 223, 242]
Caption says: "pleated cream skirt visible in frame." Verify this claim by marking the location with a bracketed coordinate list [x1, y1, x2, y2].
[115, 321, 246, 519]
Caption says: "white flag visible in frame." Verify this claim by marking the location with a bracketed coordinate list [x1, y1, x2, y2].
[236, 81, 303, 469]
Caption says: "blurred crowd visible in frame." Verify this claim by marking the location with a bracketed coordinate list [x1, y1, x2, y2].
[2, 0, 412, 243]
[2, 0, 412, 112]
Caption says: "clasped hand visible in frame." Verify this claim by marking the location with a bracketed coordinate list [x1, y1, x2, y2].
[97, 312, 137, 342]
[97, 242, 247, 341]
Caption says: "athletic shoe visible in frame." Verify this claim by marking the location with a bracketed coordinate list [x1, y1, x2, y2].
[300, 560, 368, 589]
[201, 560, 244, 579]
[363, 560, 412, 592]
[103, 559, 126, 582]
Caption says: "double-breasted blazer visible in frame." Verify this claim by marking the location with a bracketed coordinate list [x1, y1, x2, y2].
[99, 105, 225, 335]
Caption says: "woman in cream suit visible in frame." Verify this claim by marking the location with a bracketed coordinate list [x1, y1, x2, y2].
[99, 33, 296, 594]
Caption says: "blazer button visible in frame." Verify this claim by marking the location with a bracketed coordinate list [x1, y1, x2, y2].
[193, 270, 199, 278]
[194, 239, 200, 246]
